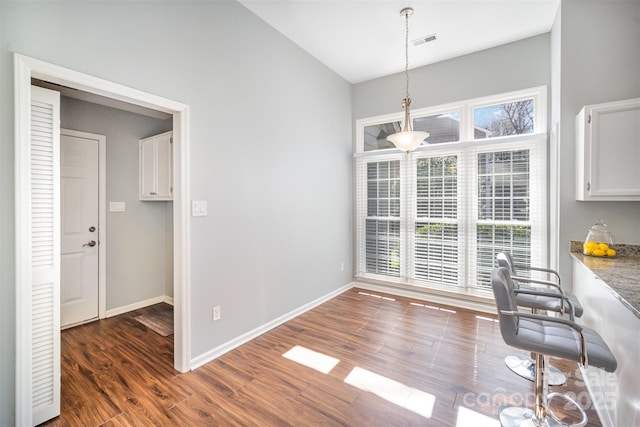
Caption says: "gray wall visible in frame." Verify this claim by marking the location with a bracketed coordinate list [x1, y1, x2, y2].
[554, 0, 640, 284]
[353, 34, 551, 122]
[60, 96, 174, 309]
[0, 1, 353, 424]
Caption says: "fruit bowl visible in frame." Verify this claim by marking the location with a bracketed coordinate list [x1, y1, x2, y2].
[583, 221, 616, 257]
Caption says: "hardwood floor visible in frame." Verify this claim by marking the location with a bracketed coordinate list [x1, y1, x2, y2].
[42, 288, 602, 426]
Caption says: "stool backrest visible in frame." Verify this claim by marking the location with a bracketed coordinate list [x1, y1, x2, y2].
[496, 252, 521, 290]
[496, 252, 516, 274]
[491, 267, 520, 342]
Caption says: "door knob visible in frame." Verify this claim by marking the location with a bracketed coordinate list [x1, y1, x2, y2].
[83, 240, 97, 247]
[89, 226, 96, 232]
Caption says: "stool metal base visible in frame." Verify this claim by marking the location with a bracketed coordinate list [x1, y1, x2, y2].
[505, 355, 567, 386]
[499, 406, 564, 427]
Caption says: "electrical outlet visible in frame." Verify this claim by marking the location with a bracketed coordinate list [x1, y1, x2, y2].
[213, 306, 221, 322]
[340, 262, 345, 272]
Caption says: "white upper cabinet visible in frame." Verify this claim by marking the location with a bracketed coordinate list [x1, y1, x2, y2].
[575, 98, 640, 201]
[139, 131, 173, 201]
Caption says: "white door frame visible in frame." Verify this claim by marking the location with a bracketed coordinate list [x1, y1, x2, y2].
[60, 129, 107, 325]
[15, 53, 192, 426]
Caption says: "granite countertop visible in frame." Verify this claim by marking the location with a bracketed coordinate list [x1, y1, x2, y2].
[570, 242, 640, 318]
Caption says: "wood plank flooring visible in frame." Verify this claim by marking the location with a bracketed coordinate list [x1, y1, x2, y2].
[41, 288, 603, 426]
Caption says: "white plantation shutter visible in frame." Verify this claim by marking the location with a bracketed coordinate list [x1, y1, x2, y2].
[357, 155, 404, 277]
[470, 141, 546, 289]
[30, 85, 61, 426]
[410, 153, 462, 288]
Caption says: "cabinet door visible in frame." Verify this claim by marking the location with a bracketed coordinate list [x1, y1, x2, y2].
[576, 98, 640, 201]
[139, 131, 173, 201]
[140, 138, 156, 198]
[155, 133, 173, 198]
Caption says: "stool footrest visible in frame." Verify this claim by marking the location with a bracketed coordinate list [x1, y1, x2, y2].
[546, 392, 588, 427]
[500, 406, 564, 427]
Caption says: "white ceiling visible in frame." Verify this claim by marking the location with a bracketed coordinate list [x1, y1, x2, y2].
[238, 0, 560, 84]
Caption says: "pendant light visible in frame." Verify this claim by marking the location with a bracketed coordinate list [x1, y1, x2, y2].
[386, 7, 430, 152]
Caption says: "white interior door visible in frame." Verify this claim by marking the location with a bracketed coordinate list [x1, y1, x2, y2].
[60, 132, 100, 327]
[29, 85, 61, 426]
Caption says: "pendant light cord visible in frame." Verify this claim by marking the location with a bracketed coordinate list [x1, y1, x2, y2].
[387, 7, 430, 151]
[404, 10, 410, 99]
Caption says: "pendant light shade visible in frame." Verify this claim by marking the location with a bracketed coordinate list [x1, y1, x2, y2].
[387, 7, 430, 152]
[386, 96, 430, 152]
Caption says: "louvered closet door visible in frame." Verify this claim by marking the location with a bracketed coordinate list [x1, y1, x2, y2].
[30, 85, 61, 426]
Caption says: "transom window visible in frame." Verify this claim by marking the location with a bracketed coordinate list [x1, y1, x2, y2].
[355, 87, 547, 294]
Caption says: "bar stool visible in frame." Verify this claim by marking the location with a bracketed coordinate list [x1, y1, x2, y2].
[491, 267, 617, 427]
[497, 252, 584, 386]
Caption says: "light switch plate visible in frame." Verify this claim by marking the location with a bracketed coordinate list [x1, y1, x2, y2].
[109, 202, 126, 212]
[192, 200, 208, 217]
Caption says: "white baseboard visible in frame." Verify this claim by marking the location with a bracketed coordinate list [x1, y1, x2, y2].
[106, 294, 174, 318]
[190, 283, 353, 370]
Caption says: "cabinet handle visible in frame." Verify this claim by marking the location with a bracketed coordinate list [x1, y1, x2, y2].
[150, 192, 156, 195]
[586, 182, 590, 191]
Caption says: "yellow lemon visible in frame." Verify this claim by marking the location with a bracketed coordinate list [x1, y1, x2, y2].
[584, 247, 594, 255]
[606, 249, 616, 257]
[586, 242, 598, 251]
[593, 249, 605, 257]
[598, 243, 610, 251]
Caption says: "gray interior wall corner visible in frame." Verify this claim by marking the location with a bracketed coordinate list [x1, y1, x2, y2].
[549, 4, 562, 272]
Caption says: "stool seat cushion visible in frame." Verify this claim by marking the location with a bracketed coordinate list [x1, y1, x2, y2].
[508, 317, 617, 372]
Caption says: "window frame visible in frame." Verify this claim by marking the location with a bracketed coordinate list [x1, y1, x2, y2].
[356, 152, 406, 278]
[354, 86, 547, 296]
[356, 86, 546, 154]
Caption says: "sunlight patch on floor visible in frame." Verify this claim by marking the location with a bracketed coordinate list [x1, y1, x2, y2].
[456, 406, 500, 427]
[344, 366, 435, 418]
[358, 291, 396, 301]
[476, 315, 499, 323]
[410, 302, 456, 314]
[282, 345, 340, 374]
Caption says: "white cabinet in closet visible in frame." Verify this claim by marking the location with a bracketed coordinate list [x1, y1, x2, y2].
[139, 130, 173, 201]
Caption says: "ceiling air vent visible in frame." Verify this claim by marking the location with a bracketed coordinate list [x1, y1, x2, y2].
[412, 34, 437, 46]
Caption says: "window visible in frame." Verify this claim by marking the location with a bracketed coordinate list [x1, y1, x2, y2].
[355, 87, 546, 294]
[475, 149, 534, 288]
[363, 121, 399, 151]
[473, 99, 534, 139]
[414, 155, 459, 286]
[413, 112, 460, 144]
[365, 160, 401, 276]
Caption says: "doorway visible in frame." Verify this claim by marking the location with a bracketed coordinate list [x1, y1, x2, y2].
[15, 53, 191, 426]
